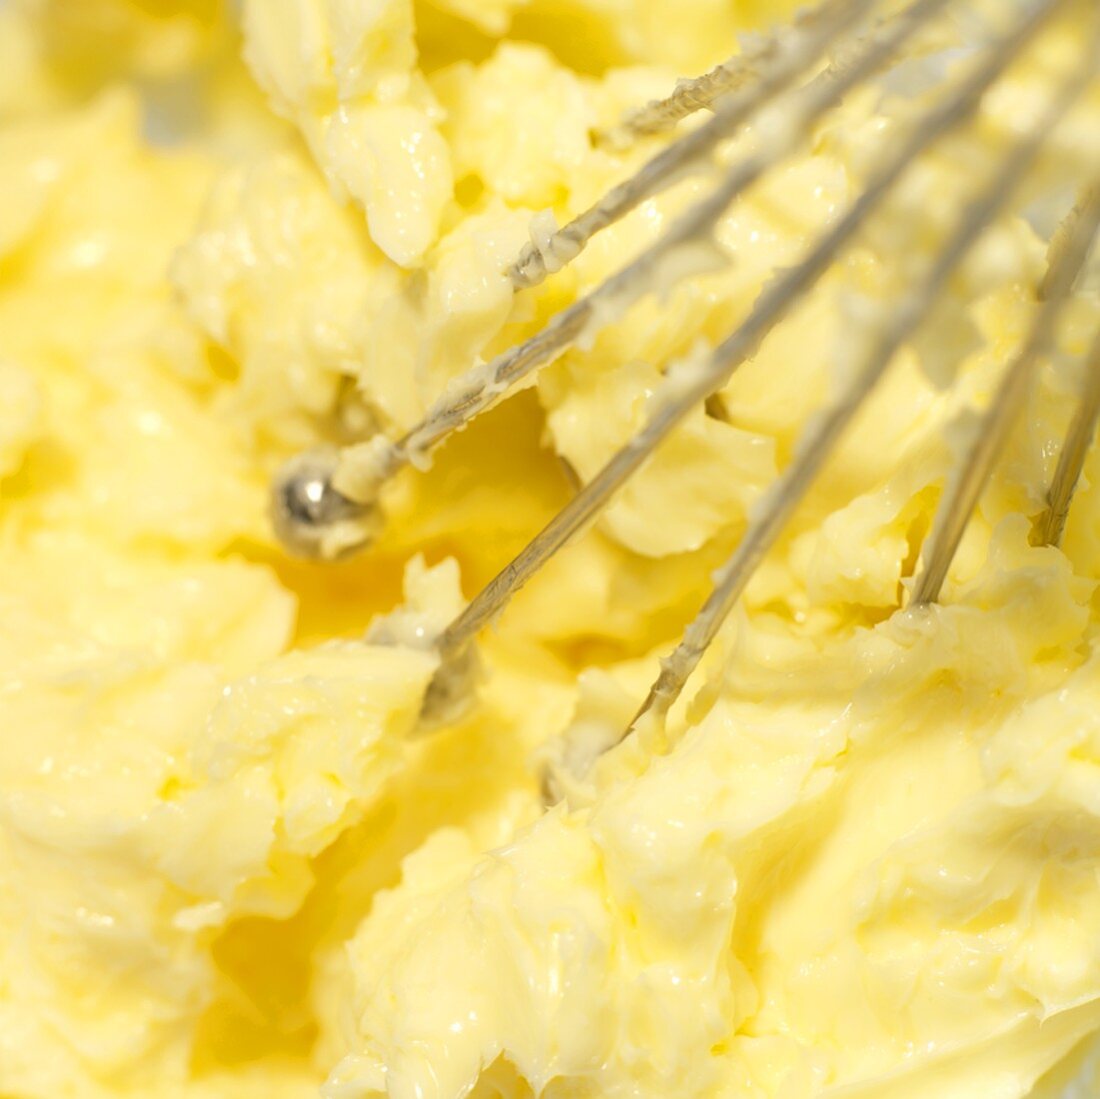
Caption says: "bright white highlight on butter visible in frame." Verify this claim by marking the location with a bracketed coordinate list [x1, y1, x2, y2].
[1, 2, 1100, 1099]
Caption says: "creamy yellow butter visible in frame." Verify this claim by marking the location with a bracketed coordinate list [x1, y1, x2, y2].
[2, 1, 1100, 1098]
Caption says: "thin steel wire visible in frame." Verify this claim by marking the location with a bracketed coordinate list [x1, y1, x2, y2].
[509, 0, 880, 288]
[912, 171, 1100, 603]
[631, 45, 1098, 735]
[1036, 323, 1100, 547]
[315, 0, 953, 532]
[598, 0, 850, 146]
[431, 0, 1067, 685]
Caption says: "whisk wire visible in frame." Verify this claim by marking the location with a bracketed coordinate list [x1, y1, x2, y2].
[912, 172, 1100, 604]
[632, 42, 1100, 736]
[299, 0, 953, 549]
[508, 0, 880, 289]
[270, 0, 1100, 779]
[431, 0, 1068, 682]
[1036, 319, 1100, 548]
[600, 0, 851, 146]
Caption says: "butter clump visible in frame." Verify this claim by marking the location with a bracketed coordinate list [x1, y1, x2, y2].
[2, 4, 1100, 1099]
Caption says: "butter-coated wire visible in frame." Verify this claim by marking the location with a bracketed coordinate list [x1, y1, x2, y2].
[429, 0, 1068, 700]
[913, 172, 1100, 603]
[280, 0, 950, 553]
[632, 38, 1099, 738]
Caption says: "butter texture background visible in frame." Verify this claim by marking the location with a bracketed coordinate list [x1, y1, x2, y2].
[2, 2, 1100, 1098]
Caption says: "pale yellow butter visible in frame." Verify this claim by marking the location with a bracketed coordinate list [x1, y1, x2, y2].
[1, 3, 1100, 1099]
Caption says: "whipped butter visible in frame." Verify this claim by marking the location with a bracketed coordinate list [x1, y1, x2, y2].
[1, 2, 1100, 1098]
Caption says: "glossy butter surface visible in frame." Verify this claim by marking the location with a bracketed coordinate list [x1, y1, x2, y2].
[1, 2, 1100, 1098]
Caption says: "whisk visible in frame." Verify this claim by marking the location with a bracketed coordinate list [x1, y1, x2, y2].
[271, 0, 1100, 793]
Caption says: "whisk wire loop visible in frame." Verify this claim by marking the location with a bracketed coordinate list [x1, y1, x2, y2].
[391, 0, 950, 468]
[277, 0, 955, 557]
[633, 42, 1100, 735]
[269, 0, 1100, 774]
[432, 0, 1070, 679]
